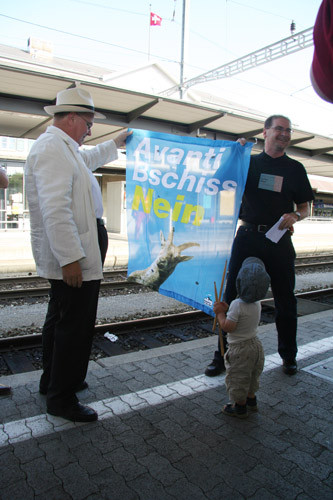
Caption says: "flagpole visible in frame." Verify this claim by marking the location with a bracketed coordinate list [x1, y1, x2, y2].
[148, 4, 151, 61]
[180, 0, 190, 99]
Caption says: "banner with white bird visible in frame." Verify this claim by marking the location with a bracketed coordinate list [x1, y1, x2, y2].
[125, 129, 252, 316]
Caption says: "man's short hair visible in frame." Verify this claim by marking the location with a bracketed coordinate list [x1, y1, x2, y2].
[264, 115, 291, 129]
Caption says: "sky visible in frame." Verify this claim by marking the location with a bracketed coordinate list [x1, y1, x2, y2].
[0, 0, 331, 137]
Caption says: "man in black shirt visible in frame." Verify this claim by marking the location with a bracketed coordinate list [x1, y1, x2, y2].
[205, 115, 314, 377]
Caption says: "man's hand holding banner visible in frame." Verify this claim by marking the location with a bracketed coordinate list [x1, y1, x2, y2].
[126, 129, 252, 316]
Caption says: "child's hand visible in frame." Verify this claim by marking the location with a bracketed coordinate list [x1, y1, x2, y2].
[213, 301, 229, 314]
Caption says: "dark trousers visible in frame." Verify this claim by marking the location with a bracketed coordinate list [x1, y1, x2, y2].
[42, 279, 101, 410]
[41, 221, 108, 409]
[97, 222, 108, 266]
[215, 225, 297, 363]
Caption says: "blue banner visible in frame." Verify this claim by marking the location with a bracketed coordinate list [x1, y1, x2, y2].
[126, 129, 252, 316]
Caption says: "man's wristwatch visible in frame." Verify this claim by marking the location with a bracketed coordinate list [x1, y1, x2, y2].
[294, 211, 301, 221]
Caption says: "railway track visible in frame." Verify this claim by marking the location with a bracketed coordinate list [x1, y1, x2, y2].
[0, 277, 141, 300]
[0, 255, 332, 301]
[0, 268, 128, 286]
[0, 268, 133, 300]
[0, 288, 332, 376]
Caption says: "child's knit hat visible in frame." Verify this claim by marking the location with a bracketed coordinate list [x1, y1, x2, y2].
[236, 257, 270, 303]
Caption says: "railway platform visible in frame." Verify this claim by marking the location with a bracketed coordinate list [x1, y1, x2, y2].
[0, 309, 332, 499]
[1, 219, 333, 274]
[0, 230, 129, 274]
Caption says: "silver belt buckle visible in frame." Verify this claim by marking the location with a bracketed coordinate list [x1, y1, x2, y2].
[257, 224, 267, 233]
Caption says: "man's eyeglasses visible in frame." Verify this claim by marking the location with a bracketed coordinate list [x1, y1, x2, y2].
[76, 114, 93, 131]
[269, 126, 293, 134]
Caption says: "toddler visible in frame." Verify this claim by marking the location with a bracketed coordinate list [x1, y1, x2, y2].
[213, 257, 270, 418]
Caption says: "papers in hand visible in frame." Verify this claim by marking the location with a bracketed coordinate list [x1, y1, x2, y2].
[265, 217, 287, 243]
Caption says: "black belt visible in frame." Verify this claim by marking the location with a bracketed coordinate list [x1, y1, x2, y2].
[96, 218, 105, 226]
[239, 221, 272, 233]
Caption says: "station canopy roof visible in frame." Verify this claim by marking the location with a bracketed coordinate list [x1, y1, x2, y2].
[0, 43, 333, 178]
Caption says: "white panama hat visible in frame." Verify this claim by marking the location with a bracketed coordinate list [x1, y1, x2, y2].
[44, 87, 106, 119]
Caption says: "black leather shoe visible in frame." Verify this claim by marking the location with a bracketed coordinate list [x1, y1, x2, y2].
[47, 402, 98, 422]
[0, 384, 11, 396]
[282, 359, 297, 375]
[205, 359, 225, 377]
[40, 380, 89, 395]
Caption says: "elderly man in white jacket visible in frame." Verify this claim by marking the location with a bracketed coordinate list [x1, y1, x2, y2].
[25, 87, 130, 422]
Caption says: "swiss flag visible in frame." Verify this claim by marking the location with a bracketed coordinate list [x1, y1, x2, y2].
[150, 12, 162, 26]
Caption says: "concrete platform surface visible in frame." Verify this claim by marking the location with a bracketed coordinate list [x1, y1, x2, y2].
[0, 230, 129, 273]
[0, 310, 332, 499]
[1, 221, 333, 274]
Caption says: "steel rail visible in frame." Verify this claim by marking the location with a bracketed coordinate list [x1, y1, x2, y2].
[0, 279, 140, 299]
[0, 268, 128, 286]
[0, 289, 332, 352]
[0, 310, 208, 351]
[0, 259, 332, 300]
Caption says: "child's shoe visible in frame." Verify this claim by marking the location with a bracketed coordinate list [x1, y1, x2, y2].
[222, 403, 248, 419]
[246, 396, 258, 412]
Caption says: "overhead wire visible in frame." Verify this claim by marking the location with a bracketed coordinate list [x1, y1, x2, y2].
[0, 3, 319, 106]
[227, 0, 298, 22]
[0, 13, 180, 64]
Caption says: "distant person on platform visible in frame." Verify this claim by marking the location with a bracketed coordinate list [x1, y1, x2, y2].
[0, 167, 11, 396]
[310, 0, 333, 103]
[214, 257, 270, 418]
[205, 115, 314, 379]
[25, 86, 131, 422]
[0, 167, 8, 189]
